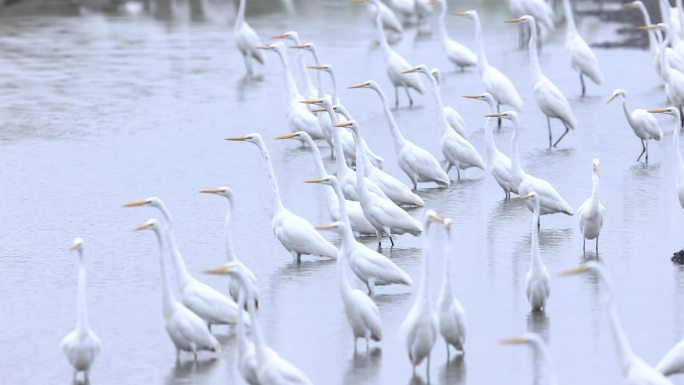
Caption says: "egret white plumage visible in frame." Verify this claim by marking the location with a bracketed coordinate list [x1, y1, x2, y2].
[463, 93, 518, 198]
[349, 80, 450, 189]
[226, 133, 338, 261]
[307, 175, 413, 295]
[134, 219, 220, 360]
[520, 192, 550, 311]
[205, 264, 313, 385]
[199, 187, 260, 309]
[405, 65, 484, 180]
[271, 31, 318, 100]
[355, 0, 403, 42]
[454, 10, 523, 128]
[624, 1, 665, 77]
[288, 42, 324, 97]
[234, 0, 264, 75]
[561, 262, 673, 385]
[336, 120, 423, 248]
[401, 210, 441, 380]
[561, 0, 603, 96]
[432, 0, 476, 72]
[506, 15, 577, 148]
[608, 89, 662, 163]
[60, 238, 101, 382]
[436, 218, 466, 359]
[489, 111, 574, 217]
[576, 159, 606, 254]
[646, 24, 684, 120]
[431, 68, 469, 139]
[372, 11, 424, 107]
[649, 107, 684, 208]
[123, 197, 244, 330]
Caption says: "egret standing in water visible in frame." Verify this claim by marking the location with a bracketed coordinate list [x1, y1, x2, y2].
[608, 89, 662, 163]
[649, 107, 684, 208]
[432, 0, 477, 72]
[199, 187, 260, 309]
[60, 238, 101, 382]
[437, 218, 466, 359]
[506, 15, 577, 148]
[561, 0, 603, 96]
[227, 133, 338, 261]
[521, 192, 550, 312]
[576, 159, 605, 254]
[234, 0, 264, 75]
[134, 219, 220, 360]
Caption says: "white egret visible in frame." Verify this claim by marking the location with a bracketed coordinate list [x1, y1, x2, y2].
[271, 31, 318, 100]
[205, 264, 313, 385]
[257, 43, 325, 140]
[576, 159, 606, 254]
[388, 0, 418, 24]
[647, 24, 684, 120]
[661, 0, 682, 44]
[436, 218, 466, 359]
[405, 65, 485, 180]
[561, 0, 603, 96]
[307, 175, 413, 295]
[624, 1, 665, 77]
[432, 0, 476, 72]
[199, 187, 260, 309]
[401, 210, 441, 380]
[431, 68, 469, 139]
[561, 262, 673, 385]
[507, 15, 577, 148]
[520, 192, 550, 311]
[227, 133, 338, 261]
[354, 0, 404, 41]
[134, 219, 220, 360]
[337, 120, 423, 248]
[607, 89, 662, 163]
[490, 111, 574, 217]
[499, 333, 558, 385]
[372, 11, 424, 107]
[349, 80, 450, 189]
[463, 93, 518, 198]
[649, 107, 684, 208]
[60, 238, 101, 382]
[454, 10, 523, 128]
[234, 0, 264, 75]
[658, 339, 684, 377]
[288, 42, 324, 100]
[274, 131, 376, 235]
[123, 198, 244, 330]
[517, 0, 554, 36]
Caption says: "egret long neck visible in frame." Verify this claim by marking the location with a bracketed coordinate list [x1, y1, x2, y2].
[374, 86, 407, 153]
[483, 100, 498, 169]
[255, 139, 285, 213]
[76, 249, 90, 332]
[292, 37, 316, 98]
[235, 0, 245, 29]
[526, 21, 543, 83]
[375, 13, 391, 57]
[440, 228, 453, 297]
[350, 127, 370, 200]
[244, 278, 268, 364]
[154, 228, 175, 319]
[305, 134, 339, 209]
[428, 75, 451, 136]
[620, 99, 637, 129]
[473, 15, 488, 76]
[660, 31, 671, 78]
[311, 49, 323, 96]
[674, 113, 684, 169]
[608, 296, 636, 373]
[275, 49, 300, 103]
[636, 3, 658, 51]
[337, 233, 354, 303]
[333, 179, 356, 247]
[437, 3, 449, 47]
[325, 106, 351, 180]
[591, 173, 600, 206]
[417, 224, 432, 305]
[562, 0, 577, 37]
[531, 202, 542, 271]
[156, 201, 192, 288]
[511, 120, 525, 183]
[236, 289, 249, 357]
[224, 200, 237, 263]
[329, 69, 339, 105]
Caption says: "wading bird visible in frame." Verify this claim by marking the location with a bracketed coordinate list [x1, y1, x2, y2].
[432, 0, 476, 71]
[436, 218, 466, 359]
[576, 159, 605, 254]
[561, 0, 603, 96]
[60, 238, 101, 382]
[608, 89, 662, 163]
[234, 0, 264, 75]
[649, 107, 684, 208]
[521, 192, 550, 311]
[355, 0, 403, 42]
[271, 31, 318, 100]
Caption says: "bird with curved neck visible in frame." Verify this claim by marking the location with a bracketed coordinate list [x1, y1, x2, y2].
[608, 89, 662, 163]
[271, 31, 318, 101]
[307, 175, 413, 296]
[431, 68, 469, 139]
[60, 238, 101, 383]
[645, 24, 684, 123]
[561, 262, 673, 385]
[649, 107, 684, 208]
[199, 187, 260, 309]
[576, 159, 606, 254]
[288, 42, 324, 96]
[372, 10, 424, 108]
[453, 10, 523, 128]
[436, 218, 466, 360]
[123, 197, 244, 330]
[431, 0, 476, 71]
[256, 43, 325, 141]
[499, 333, 559, 385]
[354, 0, 403, 42]
[401, 210, 442, 381]
[624, 1, 665, 78]
[234, 0, 264, 75]
[226, 133, 338, 262]
[464, 93, 518, 198]
[349, 80, 450, 189]
[336, 120, 423, 248]
[405, 65, 484, 180]
[561, 0, 603, 97]
[205, 264, 313, 385]
[274, 131, 376, 235]
[134, 219, 220, 360]
[489, 111, 573, 219]
[506, 15, 577, 149]
[520, 192, 550, 311]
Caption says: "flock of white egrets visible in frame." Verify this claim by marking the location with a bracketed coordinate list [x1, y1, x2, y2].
[57, 0, 684, 384]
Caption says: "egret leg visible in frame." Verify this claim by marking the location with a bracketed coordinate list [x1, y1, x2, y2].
[580, 72, 586, 97]
[596, 236, 599, 254]
[376, 230, 383, 249]
[446, 342, 450, 361]
[368, 279, 376, 296]
[296, 253, 302, 263]
[389, 235, 395, 247]
[553, 124, 570, 148]
[497, 102, 502, 129]
[176, 349, 181, 362]
[366, 336, 370, 351]
[354, 338, 358, 353]
[460, 65, 465, 72]
[637, 140, 646, 162]
[394, 86, 400, 109]
[426, 353, 431, 381]
[583, 238, 586, 253]
[547, 117, 553, 149]
[405, 87, 414, 106]
[680, 106, 684, 128]
[457, 168, 461, 180]
[445, 162, 453, 174]
[645, 140, 649, 163]
[208, 323, 212, 332]
[243, 54, 252, 76]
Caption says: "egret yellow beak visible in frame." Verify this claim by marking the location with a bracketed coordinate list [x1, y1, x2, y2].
[307, 65, 327, 70]
[271, 34, 289, 39]
[199, 188, 222, 194]
[312, 108, 327, 113]
[204, 265, 231, 275]
[484, 112, 505, 118]
[559, 265, 588, 277]
[519, 194, 532, 201]
[442, 218, 452, 229]
[255, 45, 272, 50]
[623, 1, 637, 8]
[594, 164, 601, 177]
[68, 241, 81, 251]
[300, 99, 323, 105]
[462, 95, 481, 99]
[402, 67, 419, 74]
[123, 200, 147, 208]
[499, 337, 527, 345]
[315, 224, 338, 230]
[637, 25, 658, 30]
[505, 17, 523, 23]
[451, 11, 467, 16]
[304, 178, 328, 184]
[429, 213, 445, 224]
[648, 108, 669, 114]
[348, 82, 369, 89]
[226, 136, 249, 141]
[274, 133, 299, 140]
[334, 121, 353, 128]
[289, 44, 307, 49]
[133, 222, 153, 232]
[352, 0, 366, 3]
[606, 94, 619, 104]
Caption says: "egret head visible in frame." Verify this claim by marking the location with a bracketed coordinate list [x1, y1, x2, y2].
[431, 68, 441, 84]
[648, 106, 679, 118]
[204, 261, 252, 284]
[274, 131, 307, 142]
[463, 92, 494, 105]
[402, 64, 430, 76]
[347, 80, 373, 90]
[200, 186, 233, 202]
[69, 237, 83, 252]
[304, 175, 339, 187]
[271, 31, 298, 42]
[623, 1, 643, 10]
[592, 159, 601, 177]
[225, 133, 262, 144]
[334, 120, 358, 132]
[256, 42, 286, 55]
[289, 42, 316, 53]
[607, 89, 627, 104]
[307, 64, 333, 74]
[123, 196, 163, 209]
[451, 10, 476, 19]
[133, 218, 160, 233]
[519, 191, 539, 204]
[485, 110, 518, 125]
[332, 104, 352, 120]
[505, 15, 535, 25]
[299, 98, 329, 109]
[424, 209, 445, 230]
[314, 221, 344, 234]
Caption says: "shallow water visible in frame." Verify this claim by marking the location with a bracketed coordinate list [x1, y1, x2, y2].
[2, 0, 684, 384]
